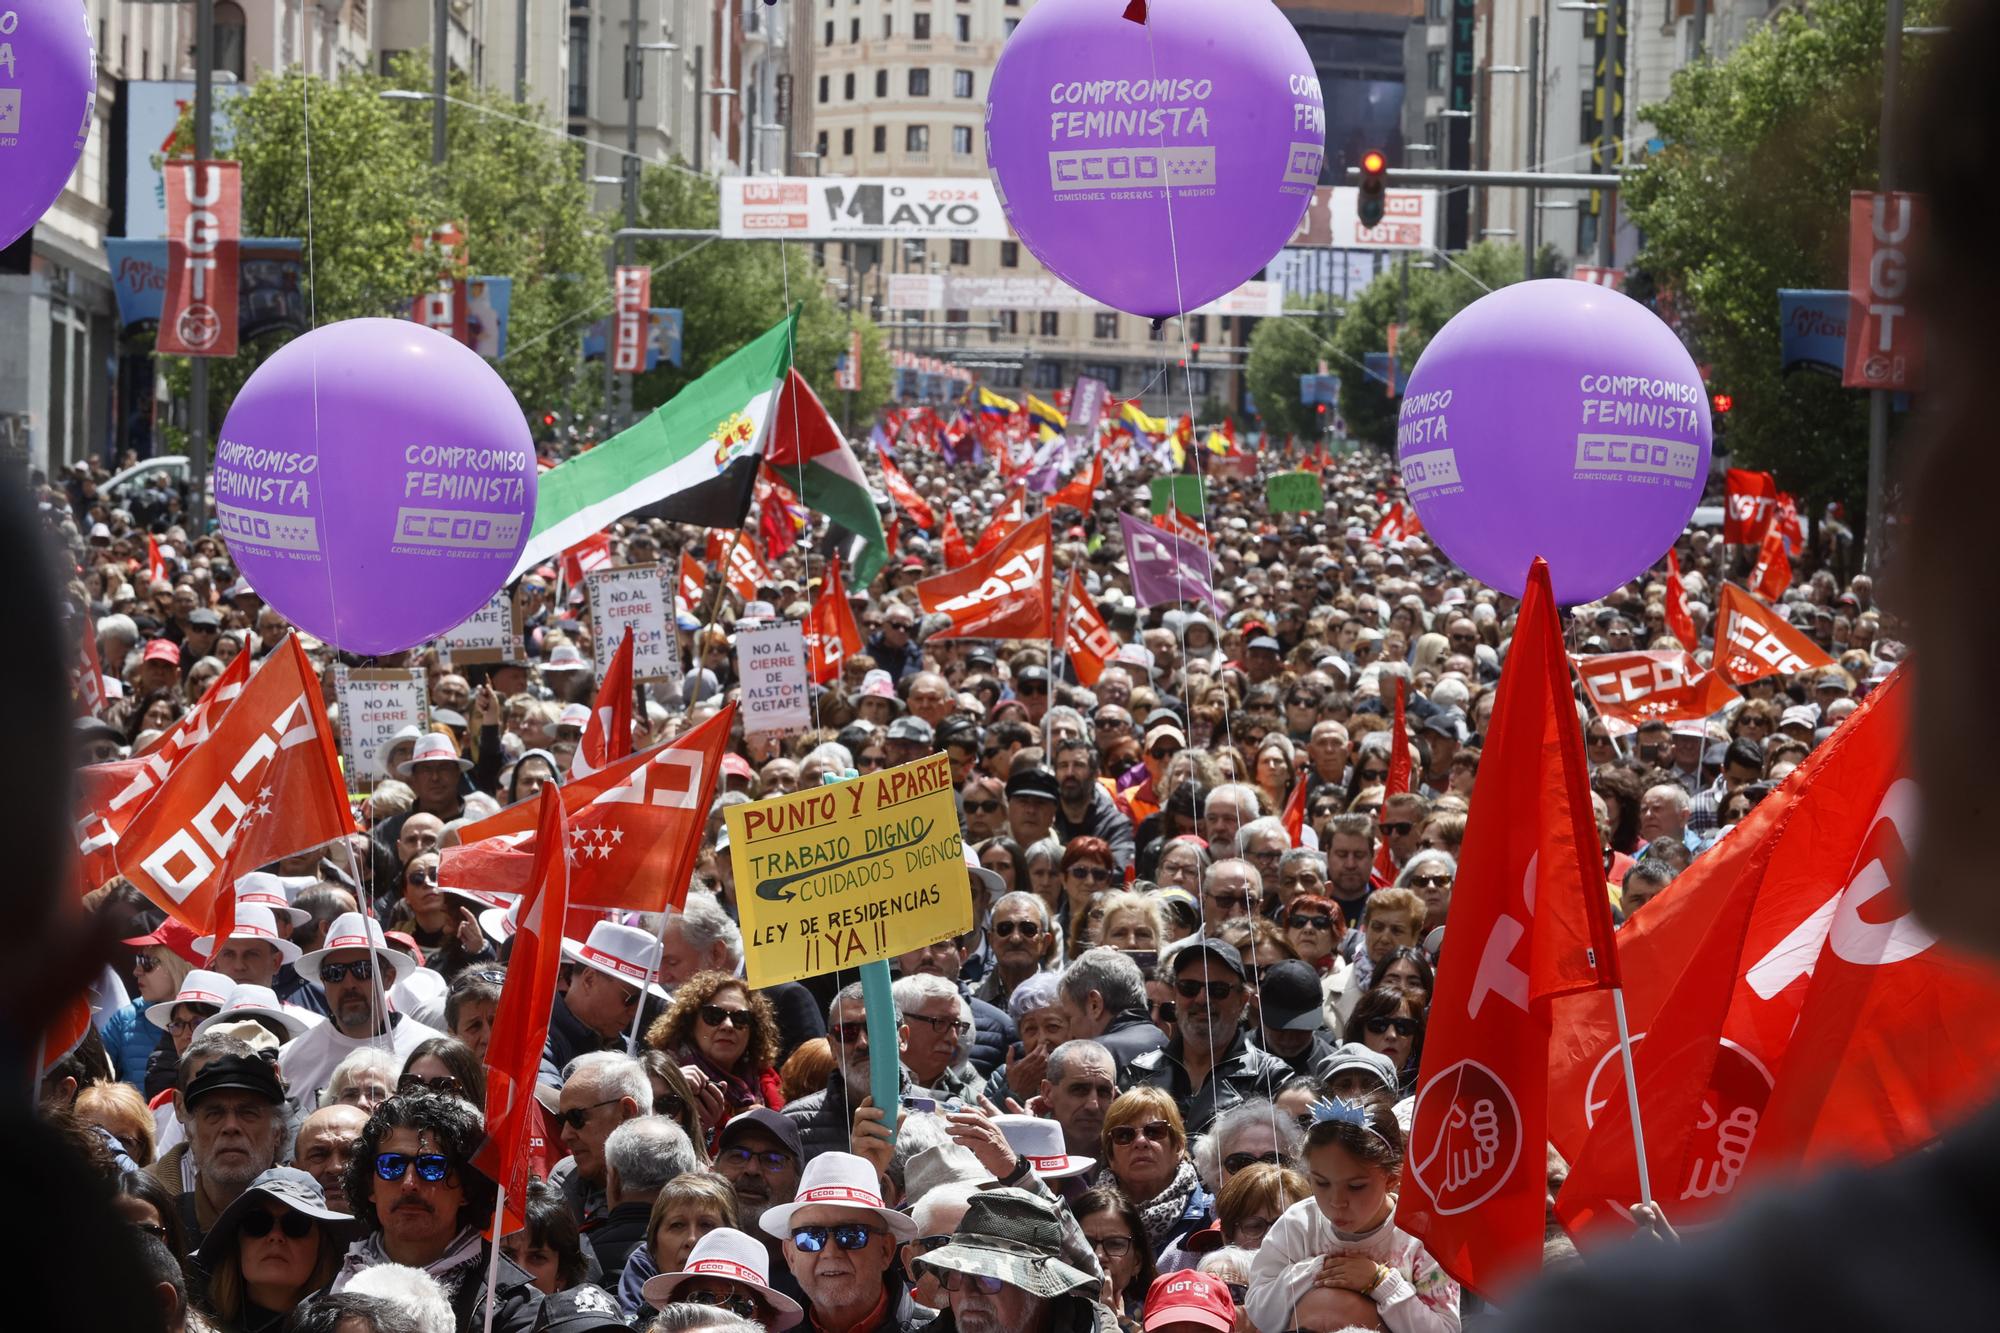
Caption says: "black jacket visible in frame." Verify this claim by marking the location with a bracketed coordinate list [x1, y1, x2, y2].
[448, 1247, 543, 1333]
[765, 979, 829, 1063]
[539, 993, 625, 1086]
[1125, 1029, 1292, 1133]
[1054, 785, 1136, 873]
[1096, 1008, 1169, 1084]
[587, 1199, 653, 1281]
[964, 990, 1018, 1078]
[782, 1065, 941, 1158]
[1254, 1028, 1341, 1082]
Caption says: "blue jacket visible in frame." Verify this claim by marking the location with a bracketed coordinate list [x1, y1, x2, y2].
[102, 1000, 165, 1086]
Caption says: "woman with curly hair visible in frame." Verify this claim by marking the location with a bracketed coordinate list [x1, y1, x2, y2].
[645, 970, 785, 1131]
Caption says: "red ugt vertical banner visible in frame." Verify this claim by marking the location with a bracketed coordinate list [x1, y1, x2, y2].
[160, 160, 240, 357]
[1843, 191, 1924, 390]
[412, 222, 470, 345]
[612, 265, 653, 373]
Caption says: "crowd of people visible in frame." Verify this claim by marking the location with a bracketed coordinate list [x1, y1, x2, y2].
[36, 351, 1898, 1333]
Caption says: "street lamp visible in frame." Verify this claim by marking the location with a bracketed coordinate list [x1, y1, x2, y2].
[1535, 200, 1580, 210]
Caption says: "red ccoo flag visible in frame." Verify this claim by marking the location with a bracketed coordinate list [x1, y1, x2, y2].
[1711, 582, 1834, 686]
[469, 783, 570, 1232]
[1400, 557, 1621, 1297]
[1573, 649, 1739, 728]
[443, 704, 735, 913]
[72, 604, 107, 717]
[1749, 522, 1792, 601]
[559, 532, 613, 588]
[675, 552, 704, 619]
[1663, 549, 1697, 650]
[804, 559, 863, 686]
[881, 455, 938, 530]
[568, 627, 634, 780]
[115, 636, 353, 935]
[1370, 676, 1409, 888]
[1548, 671, 2000, 1237]
[941, 509, 972, 567]
[970, 485, 1028, 559]
[918, 513, 1053, 642]
[1059, 568, 1116, 688]
[1048, 454, 1104, 516]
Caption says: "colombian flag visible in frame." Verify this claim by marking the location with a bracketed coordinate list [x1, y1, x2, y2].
[978, 386, 1020, 417]
[1026, 394, 1067, 434]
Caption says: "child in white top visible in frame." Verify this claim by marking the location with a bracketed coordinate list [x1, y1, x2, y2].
[1245, 1093, 1460, 1333]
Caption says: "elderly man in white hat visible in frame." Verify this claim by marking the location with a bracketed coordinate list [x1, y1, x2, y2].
[278, 912, 445, 1106]
[540, 921, 667, 1085]
[369, 732, 473, 902]
[763, 1151, 919, 1333]
[643, 1227, 804, 1332]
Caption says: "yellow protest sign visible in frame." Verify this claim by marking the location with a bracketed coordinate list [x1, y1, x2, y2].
[727, 753, 973, 988]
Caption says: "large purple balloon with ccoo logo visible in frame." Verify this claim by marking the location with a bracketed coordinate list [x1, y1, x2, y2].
[984, 0, 1320, 319]
[215, 319, 537, 655]
[1, 0, 98, 250]
[1398, 280, 1712, 605]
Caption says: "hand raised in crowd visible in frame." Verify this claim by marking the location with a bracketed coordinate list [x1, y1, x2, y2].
[946, 1106, 1019, 1179]
[471, 683, 501, 727]
[850, 1096, 895, 1177]
[1005, 1039, 1051, 1101]
[1630, 1200, 1680, 1243]
[453, 906, 485, 955]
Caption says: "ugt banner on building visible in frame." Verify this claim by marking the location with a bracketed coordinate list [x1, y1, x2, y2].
[160, 160, 241, 357]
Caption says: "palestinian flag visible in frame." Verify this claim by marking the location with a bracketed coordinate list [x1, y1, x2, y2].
[766, 368, 889, 587]
[509, 313, 796, 579]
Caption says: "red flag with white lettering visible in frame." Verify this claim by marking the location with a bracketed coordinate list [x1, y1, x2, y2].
[569, 628, 633, 780]
[1401, 558, 1620, 1297]
[1059, 569, 1116, 687]
[1663, 550, 1697, 650]
[1549, 672, 2000, 1238]
[706, 532, 770, 603]
[917, 513, 1053, 642]
[970, 486, 1028, 560]
[942, 510, 972, 567]
[559, 532, 613, 588]
[1712, 582, 1834, 686]
[468, 784, 569, 1231]
[882, 457, 938, 530]
[1750, 523, 1792, 601]
[675, 552, 705, 619]
[1371, 677, 1408, 888]
[805, 560, 863, 686]
[1153, 505, 1209, 546]
[1049, 455, 1104, 516]
[1724, 469, 1779, 545]
[442, 704, 735, 913]
[1573, 649, 1739, 727]
[115, 637, 352, 934]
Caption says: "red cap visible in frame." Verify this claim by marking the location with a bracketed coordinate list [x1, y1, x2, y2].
[1141, 1272, 1236, 1333]
[124, 918, 203, 966]
[721, 753, 756, 781]
[142, 639, 180, 667]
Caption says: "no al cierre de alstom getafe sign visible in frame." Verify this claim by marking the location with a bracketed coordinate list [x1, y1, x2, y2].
[725, 753, 973, 987]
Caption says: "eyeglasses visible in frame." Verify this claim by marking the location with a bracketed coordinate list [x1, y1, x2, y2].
[1067, 865, 1111, 884]
[167, 1014, 204, 1035]
[993, 920, 1042, 939]
[1224, 1150, 1282, 1173]
[374, 1152, 451, 1184]
[1365, 1016, 1419, 1038]
[683, 1289, 762, 1319]
[1094, 717, 1132, 731]
[1378, 821, 1415, 837]
[1408, 874, 1452, 889]
[828, 1022, 869, 1046]
[1206, 892, 1253, 912]
[1088, 1234, 1135, 1259]
[1150, 745, 1181, 760]
[963, 799, 1002, 814]
[934, 1269, 1007, 1295]
[239, 1208, 315, 1240]
[320, 960, 374, 984]
[1286, 913, 1334, 931]
[792, 1224, 879, 1252]
[1109, 1120, 1174, 1148]
[132, 954, 161, 974]
[398, 1073, 463, 1097]
[1018, 682, 1049, 696]
[699, 1005, 753, 1030]
[905, 1012, 972, 1037]
[1150, 999, 1176, 1023]
[554, 1098, 624, 1130]
[1357, 768, 1389, 784]
[462, 968, 507, 986]
[719, 1146, 796, 1172]
[1175, 977, 1239, 1001]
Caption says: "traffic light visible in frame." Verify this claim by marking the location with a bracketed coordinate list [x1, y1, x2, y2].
[1357, 150, 1389, 229]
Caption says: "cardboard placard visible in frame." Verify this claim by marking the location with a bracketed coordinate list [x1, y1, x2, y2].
[735, 620, 812, 736]
[439, 589, 523, 666]
[1266, 471, 1326, 514]
[586, 563, 683, 688]
[728, 753, 973, 987]
[1149, 475, 1205, 517]
[334, 666, 430, 792]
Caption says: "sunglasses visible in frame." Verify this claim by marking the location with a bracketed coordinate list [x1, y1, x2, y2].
[906, 1012, 972, 1037]
[239, 1208, 315, 1240]
[1365, 1016, 1419, 1038]
[684, 1289, 762, 1320]
[654, 1092, 690, 1119]
[1408, 874, 1452, 889]
[1357, 769, 1388, 784]
[1067, 865, 1111, 884]
[132, 954, 161, 974]
[1226, 1283, 1249, 1306]
[1150, 745, 1181, 759]
[1150, 999, 1176, 1023]
[993, 920, 1042, 939]
[792, 1224, 879, 1252]
[1109, 1120, 1174, 1147]
[858, 753, 884, 769]
[555, 1097, 625, 1130]
[1174, 976, 1239, 1001]
[828, 1022, 869, 1046]
[1207, 892, 1253, 912]
[934, 1269, 1006, 1295]
[1379, 821, 1415, 837]
[963, 799, 1002, 814]
[320, 960, 374, 984]
[374, 1152, 451, 1183]
[398, 1073, 462, 1097]
[699, 1005, 753, 1030]
[406, 868, 437, 886]
[719, 1146, 796, 1172]
[1018, 682, 1049, 695]
[1224, 1150, 1282, 1173]
[1286, 913, 1334, 931]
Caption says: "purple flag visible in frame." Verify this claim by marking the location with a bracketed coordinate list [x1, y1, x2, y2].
[1119, 511, 1222, 613]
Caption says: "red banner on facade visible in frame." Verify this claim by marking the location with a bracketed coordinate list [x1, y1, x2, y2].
[612, 265, 652, 374]
[160, 160, 241, 357]
[412, 222, 470, 344]
[1843, 191, 1924, 390]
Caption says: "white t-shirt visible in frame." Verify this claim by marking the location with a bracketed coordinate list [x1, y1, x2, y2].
[279, 1012, 446, 1109]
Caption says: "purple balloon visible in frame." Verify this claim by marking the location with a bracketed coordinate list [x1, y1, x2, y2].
[985, 0, 1319, 319]
[0, 0, 97, 250]
[215, 319, 536, 656]
[1399, 280, 1713, 605]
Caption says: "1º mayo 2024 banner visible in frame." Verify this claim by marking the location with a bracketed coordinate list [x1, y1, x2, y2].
[726, 753, 972, 987]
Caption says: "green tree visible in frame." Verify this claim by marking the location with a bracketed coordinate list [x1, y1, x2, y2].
[1243, 301, 1334, 441]
[628, 165, 890, 425]
[1621, 0, 1937, 517]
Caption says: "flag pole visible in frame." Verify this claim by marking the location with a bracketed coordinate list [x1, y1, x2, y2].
[625, 910, 671, 1052]
[480, 1185, 506, 1333]
[1610, 986, 1655, 1210]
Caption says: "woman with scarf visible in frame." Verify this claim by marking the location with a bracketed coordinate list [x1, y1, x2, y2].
[645, 970, 785, 1145]
[1095, 1087, 1212, 1269]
